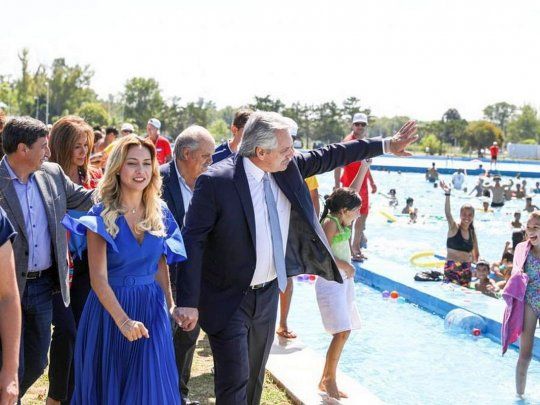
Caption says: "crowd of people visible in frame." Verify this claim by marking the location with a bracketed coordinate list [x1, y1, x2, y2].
[0, 105, 539, 403]
[0, 108, 418, 404]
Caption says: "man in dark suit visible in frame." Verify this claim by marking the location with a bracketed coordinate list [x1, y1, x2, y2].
[0, 117, 93, 397]
[175, 112, 417, 404]
[161, 125, 215, 405]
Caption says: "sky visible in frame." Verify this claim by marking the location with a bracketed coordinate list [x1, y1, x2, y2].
[1, 0, 539, 121]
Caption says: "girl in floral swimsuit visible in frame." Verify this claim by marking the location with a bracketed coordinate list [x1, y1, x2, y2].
[515, 211, 540, 397]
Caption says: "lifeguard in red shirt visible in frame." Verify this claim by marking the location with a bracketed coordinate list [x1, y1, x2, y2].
[490, 141, 499, 170]
[147, 118, 172, 165]
[334, 112, 377, 261]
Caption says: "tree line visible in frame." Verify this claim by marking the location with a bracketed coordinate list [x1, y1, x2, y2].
[1, 50, 539, 152]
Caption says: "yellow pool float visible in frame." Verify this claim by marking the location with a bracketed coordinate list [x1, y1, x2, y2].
[379, 210, 397, 223]
[410, 251, 445, 268]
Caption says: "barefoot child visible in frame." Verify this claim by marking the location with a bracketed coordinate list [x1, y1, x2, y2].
[315, 161, 370, 400]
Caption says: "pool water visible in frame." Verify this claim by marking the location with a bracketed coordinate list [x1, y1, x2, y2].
[288, 281, 540, 405]
[316, 170, 537, 269]
[287, 170, 540, 404]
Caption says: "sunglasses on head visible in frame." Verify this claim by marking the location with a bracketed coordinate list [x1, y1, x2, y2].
[354, 122, 367, 127]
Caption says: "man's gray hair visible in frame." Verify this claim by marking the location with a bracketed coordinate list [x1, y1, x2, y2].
[173, 125, 212, 160]
[238, 112, 291, 157]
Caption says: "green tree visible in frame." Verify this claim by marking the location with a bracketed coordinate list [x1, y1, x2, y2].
[341, 96, 370, 121]
[369, 116, 410, 138]
[506, 104, 540, 143]
[249, 95, 285, 112]
[461, 121, 503, 151]
[483, 101, 516, 136]
[312, 101, 345, 143]
[48, 58, 97, 121]
[208, 119, 229, 142]
[0, 77, 17, 115]
[14, 49, 39, 116]
[441, 108, 467, 145]
[76, 102, 110, 128]
[419, 134, 442, 154]
[183, 98, 216, 128]
[160, 97, 185, 139]
[123, 77, 165, 130]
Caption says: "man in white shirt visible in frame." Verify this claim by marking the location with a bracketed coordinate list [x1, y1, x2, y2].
[176, 112, 418, 404]
[452, 168, 466, 190]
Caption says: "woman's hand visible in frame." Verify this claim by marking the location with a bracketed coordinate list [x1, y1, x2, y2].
[118, 319, 150, 342]
[0, 368, 18, 405]
[440, 180, 451, 194]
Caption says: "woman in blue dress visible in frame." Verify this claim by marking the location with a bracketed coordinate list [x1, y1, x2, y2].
[64, 135, 186, 404]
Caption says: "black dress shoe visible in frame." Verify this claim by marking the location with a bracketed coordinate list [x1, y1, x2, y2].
[183, 397, 200, 405]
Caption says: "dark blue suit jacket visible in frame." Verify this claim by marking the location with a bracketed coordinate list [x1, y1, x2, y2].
[160, 161, 186, 290]
[180, 138, 384, 334]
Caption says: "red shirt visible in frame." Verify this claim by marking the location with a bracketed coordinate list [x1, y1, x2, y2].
[340, 134, 369, 195]
[490, 145, 499, 158]
[154, 136, 172, 165]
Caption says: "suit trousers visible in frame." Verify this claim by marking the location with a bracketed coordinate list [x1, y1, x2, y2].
[48, 258, 91, 403]
[208, 280, 278, 405]
[171, 274, 201, 400]
[173, 323, 201, 398]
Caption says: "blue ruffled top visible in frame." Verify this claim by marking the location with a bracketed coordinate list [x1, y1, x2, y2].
[62, 203, 186, 286]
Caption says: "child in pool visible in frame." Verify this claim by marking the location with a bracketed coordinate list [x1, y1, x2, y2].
[401, 197, 414, 214]
[515, 183, 525, 199]
[524, 196, 539, 213]
[512, 211, 523, 230]
[379, 188, 398, 207]
[473, 259, 500, 298]
[533, 182, 540, 194]
[315, 161, 370, 400]
[513, 211, 540, 397]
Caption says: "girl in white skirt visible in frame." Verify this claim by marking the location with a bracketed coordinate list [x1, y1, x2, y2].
[316, 160, 370, 400]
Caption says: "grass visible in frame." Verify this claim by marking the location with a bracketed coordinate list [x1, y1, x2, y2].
[22, 332, 294, 405]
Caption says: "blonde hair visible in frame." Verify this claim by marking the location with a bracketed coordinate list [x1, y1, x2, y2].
[96, 135, 165, 238]
[528, 211, 540, 226]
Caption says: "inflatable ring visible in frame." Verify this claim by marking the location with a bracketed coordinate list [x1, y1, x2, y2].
[379, 210, 397, 223]
[410, 251, 445, 268]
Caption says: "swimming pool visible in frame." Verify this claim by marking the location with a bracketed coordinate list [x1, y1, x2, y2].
[286, 171, 540, 404]
[370, 156, 540, 178]
[316, 170, 537, 268]
[288, 281, 540, 405]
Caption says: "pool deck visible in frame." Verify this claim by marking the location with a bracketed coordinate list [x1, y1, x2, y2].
[267, 336, 382, 404]
[354, 256, 540, 359]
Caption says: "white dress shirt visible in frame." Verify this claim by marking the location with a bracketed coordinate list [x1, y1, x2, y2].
[174, 161, 194, 226]
[243, 157, 291, 286]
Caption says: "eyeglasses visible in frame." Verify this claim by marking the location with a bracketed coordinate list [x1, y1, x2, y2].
[353, 122, 367, 127]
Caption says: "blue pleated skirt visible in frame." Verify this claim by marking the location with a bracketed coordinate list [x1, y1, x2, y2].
[71, 282, 181, 405]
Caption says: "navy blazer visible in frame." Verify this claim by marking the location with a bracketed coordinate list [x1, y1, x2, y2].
[160, 161, 185, 227]
[160, 161, 187, 292]
[180, 138, 383, 334]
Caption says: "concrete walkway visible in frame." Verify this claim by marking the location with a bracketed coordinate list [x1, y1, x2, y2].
[266, 336, 382, 405]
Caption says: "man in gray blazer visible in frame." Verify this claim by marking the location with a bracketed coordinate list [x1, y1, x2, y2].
[0, 117, 93, 397]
